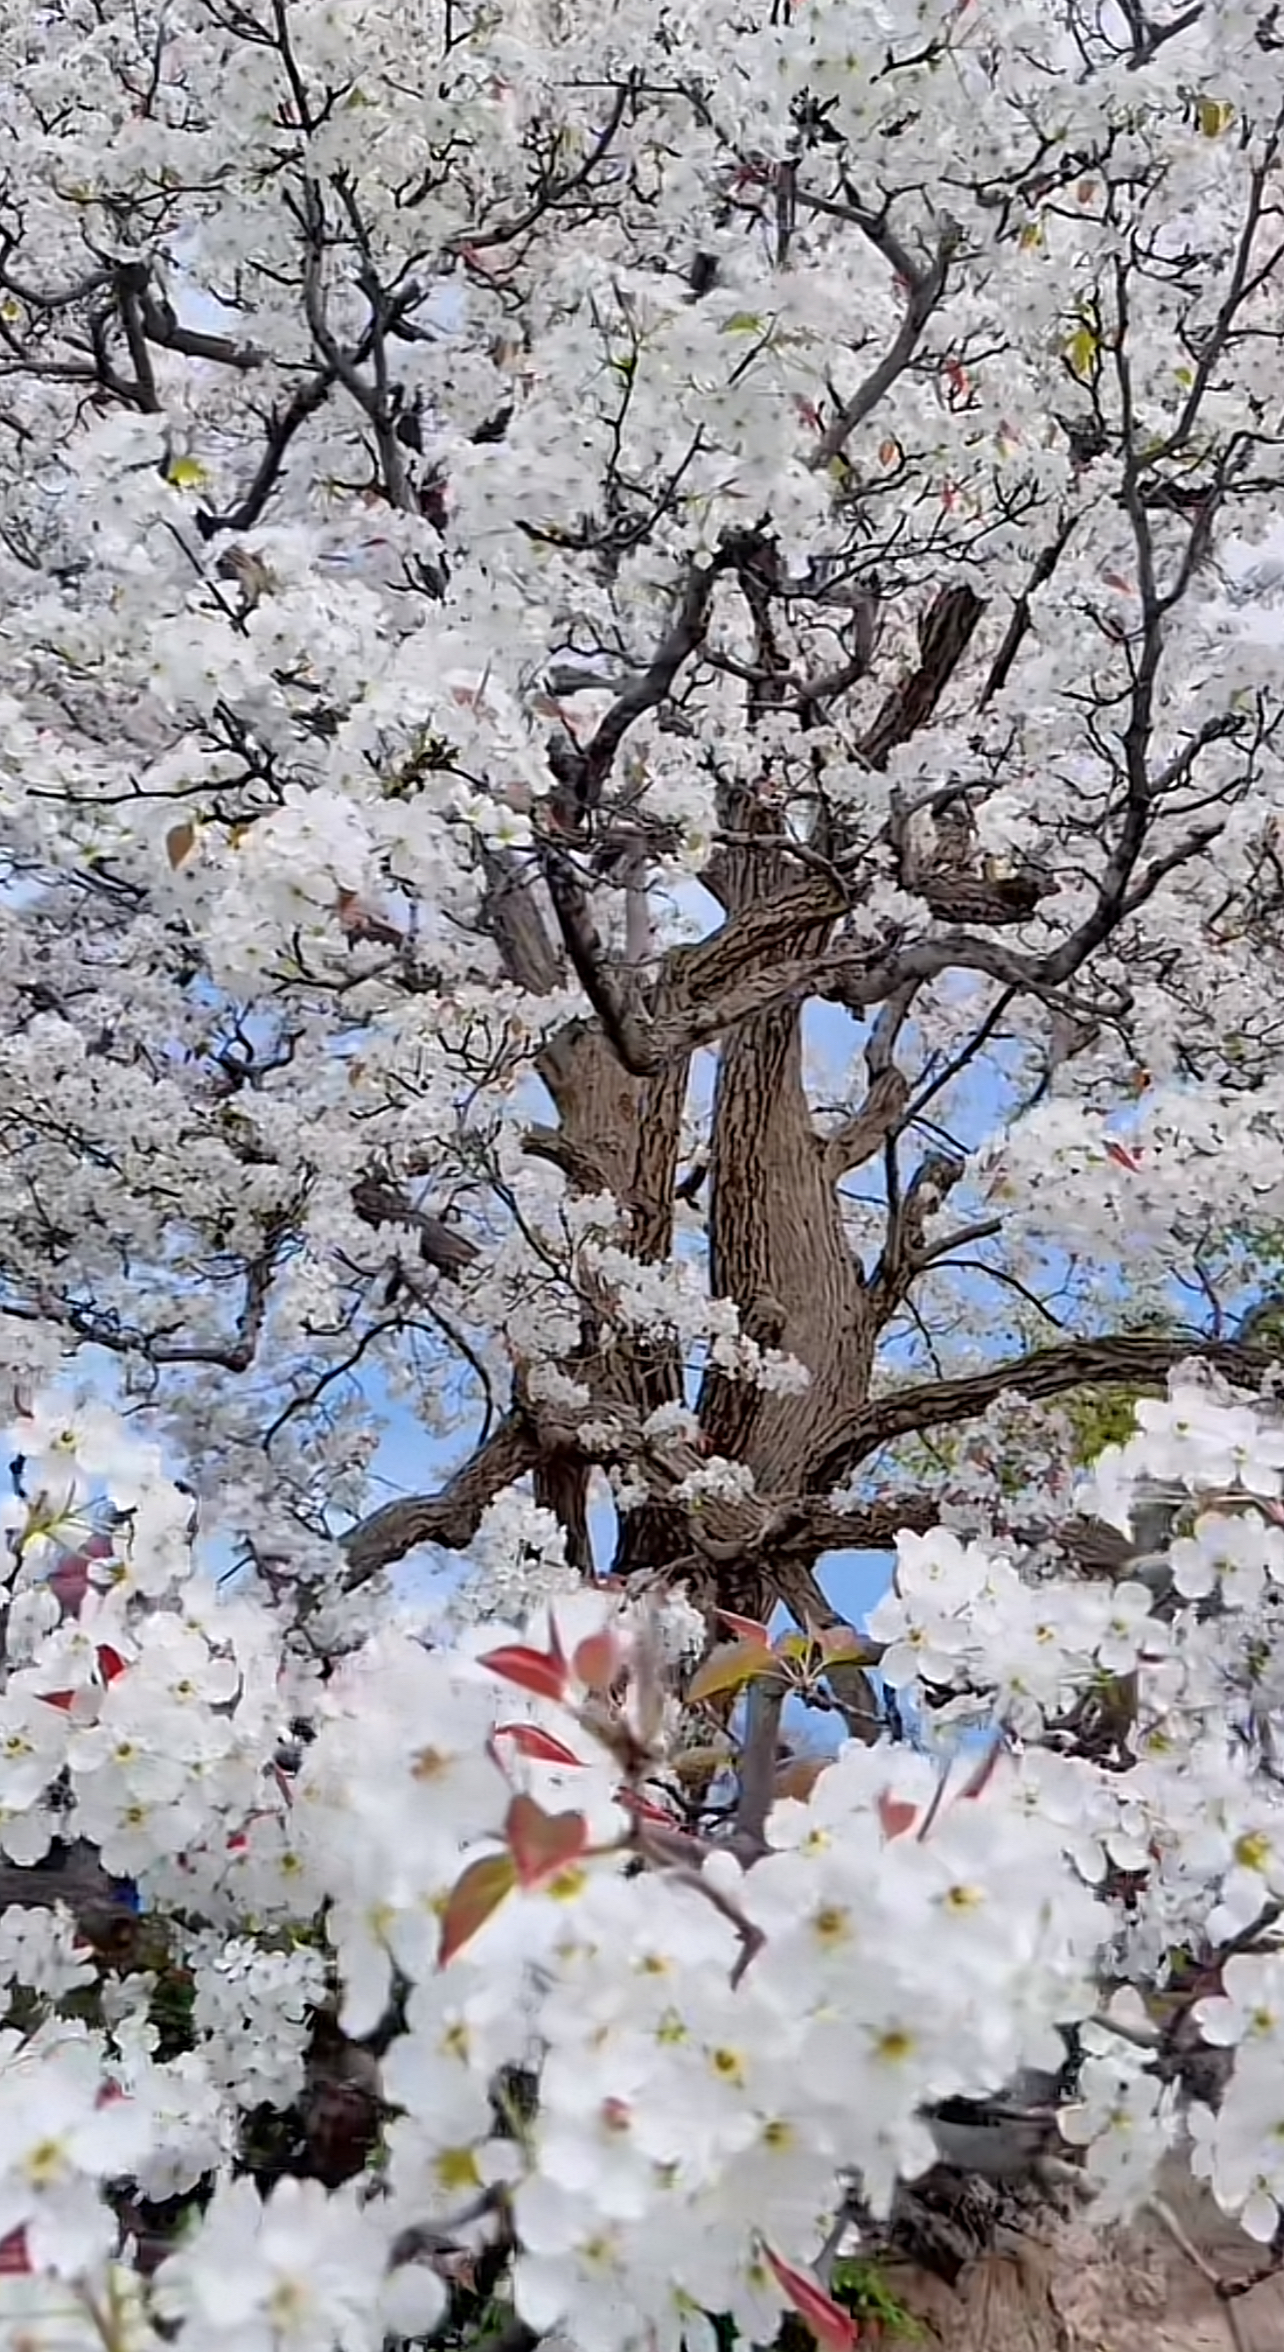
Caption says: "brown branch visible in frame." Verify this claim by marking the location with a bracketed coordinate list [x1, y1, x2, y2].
[34, 1236, 283, 1375]
[912, 1215, 1005, 1271]
[135, 279, 266, 372]
[521, 1124, 609, 1190]
[659, 876, 843, 1020]
[767, 1491, 947, 1556]
[341, 1412, 537, 1585]
[823, 1066, 911, 1180]
[350, 1176, 480, 1280]
[799, 203, 957, 472]
[979, 521, 1076, 707]
[195, 371, 335, 540]
[734, 1679, 785, 1852]
[482, 847, 563, 996]
[873, 1148, 969, 1312]
[555, 547, 738, 820]
[0, 1841, 127, 1939]
[660, 920, 1032, 1065]
[860, 586, 985, 769]
[655, 799, 1235, 1072]
[816, 1334, 1277, 1492]
[0, 259, 112, 311]
[539, 849, 658, 1074]
[443, 81, 633, 256]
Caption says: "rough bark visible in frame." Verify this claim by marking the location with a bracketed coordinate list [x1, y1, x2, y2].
[889, 2165, 1284, 2352]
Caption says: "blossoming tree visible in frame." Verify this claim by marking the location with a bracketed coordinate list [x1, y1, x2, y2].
[3, 0, 1284, 2339]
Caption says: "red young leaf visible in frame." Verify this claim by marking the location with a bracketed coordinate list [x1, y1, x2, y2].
[762, 2246, 858, 2350]
[48, 1533, 114, 1621]
[48, 1559, 90, 1618]
[572, 1627, 623, 1693]
[0, 2227, 30, 2275]
[438, 1851, 518, 1966]
[505, 1792, 590, 1889]
[616, 1785, 679, 1827]
[820, 1625, 868, 1663]
[477, 1643, 569, 1705]
[493, 1722, 586, 1770]
[97, 1644, 128, 1684]
[717, 1608, 773, 1647]
[877, 1789, 919, 1841]
[39, 1689, 76, 1713]
[1104, 1138, 1143, 1172]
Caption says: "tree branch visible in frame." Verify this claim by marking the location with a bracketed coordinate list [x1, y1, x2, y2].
[350, 1176, 480, 1280]
[873, 1148, 969, 1312]
[135, 278, 266, 371]
[195, 371, 335, 540]
[859, 586, 985, 770]
[823, 992, 913, 1177]
[482, 848, 563, 996]
[799, 203, 957, 472]
[767, 1491, 948, 1556]
[539, 848, 658, 1074]
[341, 1412, 537, 1585]
[734, 1678, 785, 1851]
[550, 547, 737, 821]
[816, 1334, 1278, 1492]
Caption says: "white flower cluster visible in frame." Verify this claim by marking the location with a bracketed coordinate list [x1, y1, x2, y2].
[6, 1383, 1284, 2345]
[0, 1906, 96, 2005]
[186, 1936, 327, 2112]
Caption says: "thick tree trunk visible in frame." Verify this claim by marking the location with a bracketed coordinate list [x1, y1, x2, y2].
[702, 995, 874, 1491]
[890, 2166, 1281, 2350]
[461, 573, 1067, 1676]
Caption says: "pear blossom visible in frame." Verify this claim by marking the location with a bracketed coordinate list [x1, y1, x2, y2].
[0, 2034, 152, 2274]
[1193, 1952, 1284, 2051]
[1170, 1511, 1284, 1606]
[0, 1379, 1283, 2332]
[4, 0, 1284, 2326]
[0, 1908, 96, 2004]
[1095, 1582, 1168, 1677]
[1135, 1396, 1284, 1499]
[153, 2174, 443, 2352]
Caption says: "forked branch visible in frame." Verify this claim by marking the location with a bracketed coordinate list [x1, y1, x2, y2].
[342, 1412, 538, 1586]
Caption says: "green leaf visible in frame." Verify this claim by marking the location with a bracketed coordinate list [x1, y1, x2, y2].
[687, 1640, 778, 1705]
[1064, 322, 1098, 381]
[1197, 96, 1234, 137]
